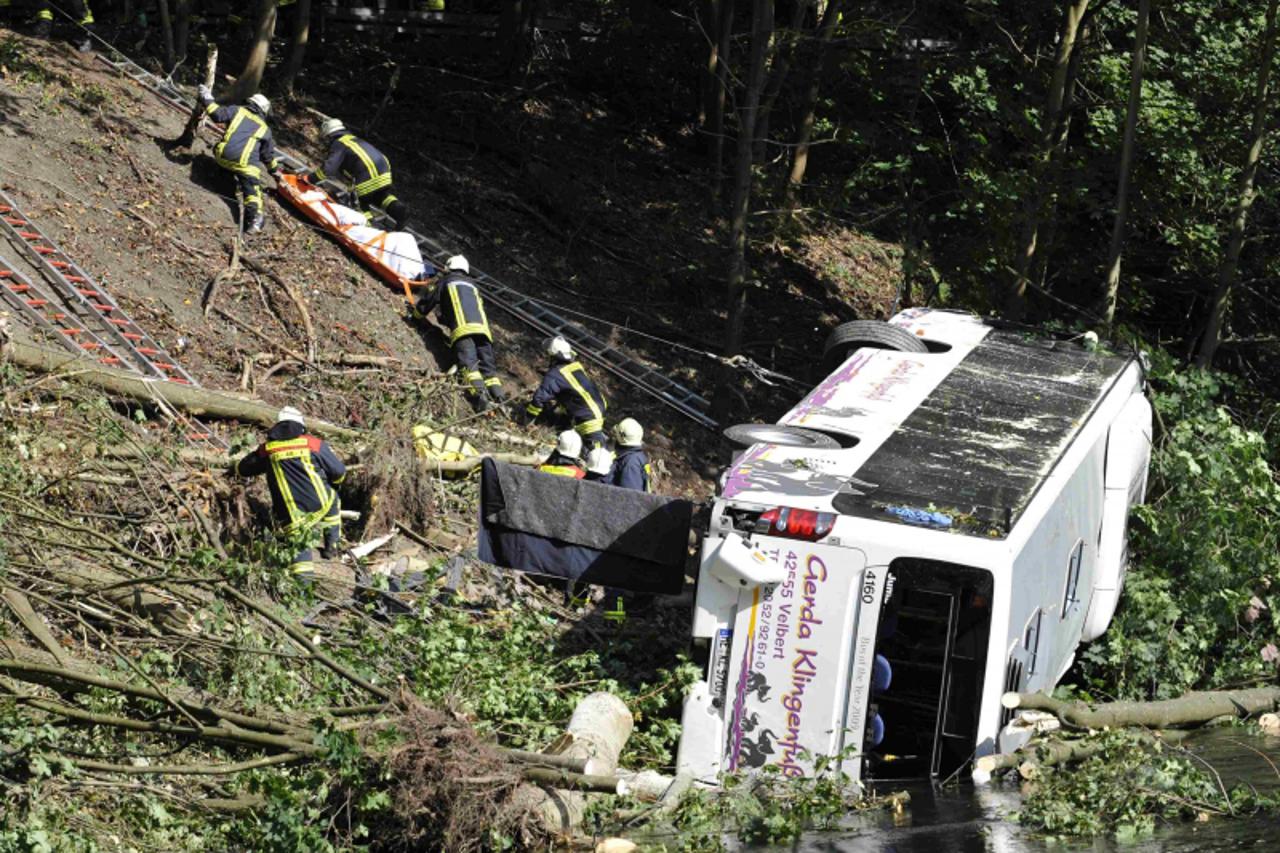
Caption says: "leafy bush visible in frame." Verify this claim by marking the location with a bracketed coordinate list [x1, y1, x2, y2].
[1015, 730, 1274, 839]
[1079, 350, 1280, 699]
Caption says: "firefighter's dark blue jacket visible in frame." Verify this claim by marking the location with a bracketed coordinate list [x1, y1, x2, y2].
[234, 421, 346, 528]
[204, 100, 280, 174]
[611, 447, 651, 492]
[527, 361, 607, 436]
[316, 134, 392, 197]
[415, 272, 492, 344]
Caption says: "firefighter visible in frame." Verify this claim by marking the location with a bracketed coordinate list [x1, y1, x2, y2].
[305, 119, 409, 230]
[197, 86, 281, 235]
[231, 406, 346, 577]
[31, 0, 95, 51]
[609, 417, 652, 492]
[538, 431, 585, 478]
[584, 447, 614, 483]
[414, 254, 506, 410]
[525, 336, 608, 449]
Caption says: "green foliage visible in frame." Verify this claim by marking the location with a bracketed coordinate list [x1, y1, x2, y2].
[1015, 730, 1275, 838]
[1079, 350, 1280, 698]
[644, 758, 864, 850]
[384, 582, 699, 769]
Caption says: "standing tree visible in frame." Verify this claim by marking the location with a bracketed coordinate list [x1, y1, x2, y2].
[715, 0, 774, 420]
[708, 0, 738, 204]
[498, 0, 541, 79]
[1101, 0, 1151, 329]
[279, 0, 313, 95]
[784, 0, 842, 208]
[1195, 0, 1279, 367]
[230, 0, 278, 103]
[1008, 0, 1092, 318]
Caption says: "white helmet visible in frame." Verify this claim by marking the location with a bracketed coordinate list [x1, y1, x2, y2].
[546, 335, 574, 360]
[276, 405, 305, 426]
[446, 255, 470, 273]
[321, 118, 345, 137]
[556, 430, 582, 459]
[248, 93, 271, 116]
[612, 417, 643, 447]
[586, 447, 615, 477]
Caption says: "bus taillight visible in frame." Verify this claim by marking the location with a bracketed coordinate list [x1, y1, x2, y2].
[756, 506, 836, 541]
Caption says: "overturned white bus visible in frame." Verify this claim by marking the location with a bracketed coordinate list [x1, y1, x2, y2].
[676, 309, 1152, 784]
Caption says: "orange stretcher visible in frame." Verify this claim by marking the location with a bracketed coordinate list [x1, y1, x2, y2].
[275, 173, 430, 303]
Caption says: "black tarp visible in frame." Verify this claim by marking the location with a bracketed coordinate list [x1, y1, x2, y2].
[477, 458, 693, 594]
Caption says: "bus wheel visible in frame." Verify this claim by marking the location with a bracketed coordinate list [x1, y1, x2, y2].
[723, 423, 842, 449]
[823, 320, 928, 369]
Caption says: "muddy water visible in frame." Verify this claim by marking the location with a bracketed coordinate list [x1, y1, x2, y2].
[759, 728, 1280, 851]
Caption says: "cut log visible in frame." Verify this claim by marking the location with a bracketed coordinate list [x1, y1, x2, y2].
[512, 692, 635, 834]
[175, 45, 218, 150]
[3, 339, 360, 440]
[1003, 688, 1280, 729]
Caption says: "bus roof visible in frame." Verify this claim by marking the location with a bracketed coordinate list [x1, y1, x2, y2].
[720, 317, 1135, 538]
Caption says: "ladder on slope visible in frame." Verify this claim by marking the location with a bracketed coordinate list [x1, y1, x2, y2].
[0, 192, 226, 448]
[95, 53, 719, 432]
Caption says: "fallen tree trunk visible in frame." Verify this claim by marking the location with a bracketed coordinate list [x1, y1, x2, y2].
[975, 729, 1189, 778]
[2, 587, 74, 667]
[4, 339, 360, 440]
[1004, 688, 1280, 730]
[422, 453, 543, 475]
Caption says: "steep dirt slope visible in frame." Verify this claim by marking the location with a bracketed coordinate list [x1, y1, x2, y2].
[0, 36, 441, 411]
[0, 34, 715, 493]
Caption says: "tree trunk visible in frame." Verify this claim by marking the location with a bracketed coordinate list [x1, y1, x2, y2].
[714, 0, 773, 421]
[752, 0, 808, 162]
[1101, 0, 1150, 328]
[279, 0, 312, 95]
[699, 0, 718, 128]
[1008, 0, 1091, 319]
[2, 338, 360, 440]
[156, 0, 176, 71]
[1004, 686, 1280, 730]
[174, 0, 193, 66]
[498, 0, 540, 79]
[974, 729, 1189, 778]
[174, 44, 218, 150]
[747, 0, 808, 162]
[709, 0, 737, 204]
[1195, 0, 1279, 367]
[784, 0, 841, 207]
[230, 0, 278, 103]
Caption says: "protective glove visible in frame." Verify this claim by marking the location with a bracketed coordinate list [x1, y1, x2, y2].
[197, 84, 212, 102]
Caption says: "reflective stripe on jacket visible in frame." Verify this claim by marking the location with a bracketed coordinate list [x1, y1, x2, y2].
[206, 103, 279, 171]
[538, 452, 585, 479]
[526, 361, 607, 436]
[316, 134, 392, 196]
[415, 271, 491, 343]
[235, 429, 346, 529]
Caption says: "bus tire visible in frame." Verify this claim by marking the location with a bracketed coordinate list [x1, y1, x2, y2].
[723, 423, 842, 449]
[823, 320, 928, 369]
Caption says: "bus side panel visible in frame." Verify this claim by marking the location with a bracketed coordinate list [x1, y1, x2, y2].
[721, 540, 866, 778]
